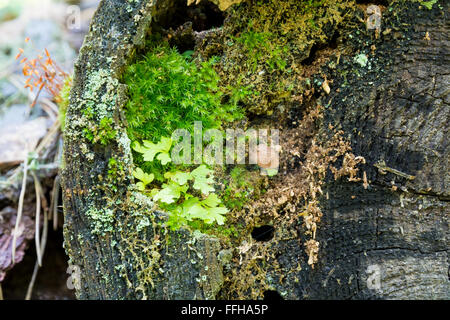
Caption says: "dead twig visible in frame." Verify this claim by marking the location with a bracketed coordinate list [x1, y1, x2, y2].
[25, 182, 49, 300]
[31, 171, 42, 266]
[51, 175, 61, 230]
[25, 262, 39, 300]
[374, 160, 416, 180]
[12, 158, 29, 264]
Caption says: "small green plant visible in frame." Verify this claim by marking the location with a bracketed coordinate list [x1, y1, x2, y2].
[83, 117, 117, 146]
[107, 157, 125, 182]
[234, 30, 288, 72]
[132, 136, 228, 229]
[123, 44, 252, 230]
[221, 166, 255, 211]
[132, 167, 154, 191]
[420, 0, 438, 10]
[57, 75, 72, 131]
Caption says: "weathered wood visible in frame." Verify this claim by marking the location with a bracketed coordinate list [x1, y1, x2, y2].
[262, 1, 449, 299]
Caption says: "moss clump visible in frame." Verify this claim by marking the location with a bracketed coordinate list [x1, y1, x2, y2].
[83, 116, 117, 146]
[57, 75, 72, 132]
[234, 30, 288, 73]
[206, 0, 355, 115]
[220, 166, 260, 212]
[123, 44, 243, 145]
[107, 157, 126, 187]
[123, 43, 249, 231]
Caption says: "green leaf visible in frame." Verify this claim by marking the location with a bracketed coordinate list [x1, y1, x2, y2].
[156, 152, 171, 165]
[153, 183, 184, 204]
[149, 188, 160, 198]
[202, 193, 221, 207]
[205, 207, 228, 225]
[133, 168, 154, 185]
[165, 171, 192, 185]
[135, 137, 173, 163]
[157, 137, 173, 152]
[132, 141, 147, 154]
[182, 198, 208, 221]
[191, 165, 215, 194]
[136, 182, 146, 191]
[421, 0, 438, 10]
[137, 141, 159, 162]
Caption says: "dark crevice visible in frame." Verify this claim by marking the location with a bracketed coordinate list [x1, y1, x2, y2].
[355, 0, 388, 5]
[263, 290, 283, 300]
[0, 196, 12, 211]
[169, 22, 197, 53]
[301, 31, 339, 66]
[153, 0, 224, 32]
[148, 0, 225, 54]
[329, 31, 340, 49]
[251, 225, 275, 242]
[301, 44, 318, 65]
[1, 228, 75, 300]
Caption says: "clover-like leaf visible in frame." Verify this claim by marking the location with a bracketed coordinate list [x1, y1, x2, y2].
[156, 152, 171, 165]
[205, 207, 228, 225]
[133, 168, 154, 186]
[132, 141, 147, 154]
[134, 137, 173, 163]
[153, 183, 184, 204]
[136, 182, 146, 191]
[181, 197, 208, 221]
[149, 188, 160, 198]
[165, 171, 192, 185]
[158, 137, 173, 152]
[191, 165, 215, 194]
[202, 193, 221, 208]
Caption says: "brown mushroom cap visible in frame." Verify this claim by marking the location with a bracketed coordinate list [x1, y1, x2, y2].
[256, 144, 280, 169]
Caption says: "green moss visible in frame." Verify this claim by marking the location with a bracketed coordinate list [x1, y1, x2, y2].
[57, 75, 72, 132]
[107, 157, 125, 183]
[234, 30, 288, 73]
[83, 117, 117, 146]
[122, 44, 252, 232]
[209, 0, 355, 115]
[221, 166, 256, 211]
[123, 44, 243, 146]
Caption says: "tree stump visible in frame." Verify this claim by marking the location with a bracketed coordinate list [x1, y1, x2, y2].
[62, 0, 449, 299]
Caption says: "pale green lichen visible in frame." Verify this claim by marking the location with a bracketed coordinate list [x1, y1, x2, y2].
[86, 207, 115, 235]
[65, 69, 119, 149]
[354, 53, 369, 68]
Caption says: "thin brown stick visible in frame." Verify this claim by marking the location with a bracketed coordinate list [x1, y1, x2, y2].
[25, 189, 48, 300]
[12, 158, 29, 264]
[25, 261, 39, 300]
[51, 175, 61, 230]
[31, 172, 42, 266]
